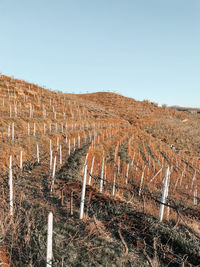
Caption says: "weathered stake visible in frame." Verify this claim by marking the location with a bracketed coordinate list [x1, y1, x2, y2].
[50, 156, 57, 192]
[88, 157, 95, 185]
[139, 166, 146, 196]
[112, 172, 116, 197]
[46, 212, 53, 266]
[159, 166, 170, 222]
[99, 157, 104, 193]
[70, 190, 74, 215]
[37, 144, 40, 163]
[80, 164, 87, 219]
[20, 151, 23, 170]
[9, 155, 13, 216]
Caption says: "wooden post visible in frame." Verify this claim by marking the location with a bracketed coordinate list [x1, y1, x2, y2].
[166, 173, 171, 220]
[50, 156, 56, 192]
[136, 161, 138, 171]
[50, 150, 53, 170]
[30, 103, 32, 118]
[28, 123, 30, 136]
[9, 155, 13, 216]
[37, 144, 40, 163]
[84, 153, 88, 166]
[191, 170, 196, 192]
[131, 152, 135, 166]
[61, 189, 64, 206]
[194, 186, 198, 205]
[78, 135, 80, 148]
[46, 212, 53, 266]
[8, 124, 10, 138]
[117, 156, 120, 175]
[112, 172, 116, 196]
[99, 157, 104, 193]
[73, 138, 76, 152]
[20, 151, 23, 170]
[57, 137, 59, 151]
[14, 102, 17, 117]
[139, 166, 146, 196]
[159, 166, 170, 222]
[70, 190, 74, 215]
[88, 157, 95, 185]
[125, 163, 129, 184]
[68, 139, 70, 156]
[60, 145, 62, 165]
[80, 164, 87, 219]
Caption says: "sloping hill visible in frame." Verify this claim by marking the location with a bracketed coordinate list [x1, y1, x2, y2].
[0, 74, 200, 266]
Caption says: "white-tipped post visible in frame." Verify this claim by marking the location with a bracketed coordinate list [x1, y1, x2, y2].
[139, 166, 146, 196]
[46, 212, 53, 266]
[8, 124, 10, 138]
[37, 144, 40, 163]
[50, 156, 56, 192]
[57, 137, 59, 151]
[191, 170, 196, 192]
[99, 157, 104, 193]
[159, 166, 170, 222]
[112, 172, 116, 196]
[88, 157, 95, 185]
[28, 123, 30, 136]
[78, 135, 80, 148]
[125, 163, 129, 184]
[194, 186, 198, 205]
[73, 138, 76, 152]
[80, 164, 87, 219]
[60, 145, 62, 165]
[9, 155, 13, 216]
[20, 151, 23, 170]
[68, 139, 71, 156]
[49, 140, 52, 169]
[30, 103, 32, 118]
[117, 156, 120, 175]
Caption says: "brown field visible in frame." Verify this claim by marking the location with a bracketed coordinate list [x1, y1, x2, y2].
[0, 74, 200, 266]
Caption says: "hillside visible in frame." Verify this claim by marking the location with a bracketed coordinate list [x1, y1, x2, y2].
[0, 74, 200, 266]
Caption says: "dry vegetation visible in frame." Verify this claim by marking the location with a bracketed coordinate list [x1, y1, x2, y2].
[0, 74, 200, 266]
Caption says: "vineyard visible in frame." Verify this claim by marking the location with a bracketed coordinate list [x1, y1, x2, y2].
[0, 74, 200, 266]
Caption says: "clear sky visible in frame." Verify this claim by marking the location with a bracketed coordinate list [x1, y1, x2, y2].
[0, 0, 200, 107]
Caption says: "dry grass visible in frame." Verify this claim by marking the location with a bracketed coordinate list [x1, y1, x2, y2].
[0, 74, 200, 266]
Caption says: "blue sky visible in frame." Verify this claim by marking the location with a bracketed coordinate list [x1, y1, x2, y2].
[0, 0, 200, 107]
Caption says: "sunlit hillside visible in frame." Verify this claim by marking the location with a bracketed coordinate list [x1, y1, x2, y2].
[0, 74, 199, 267]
